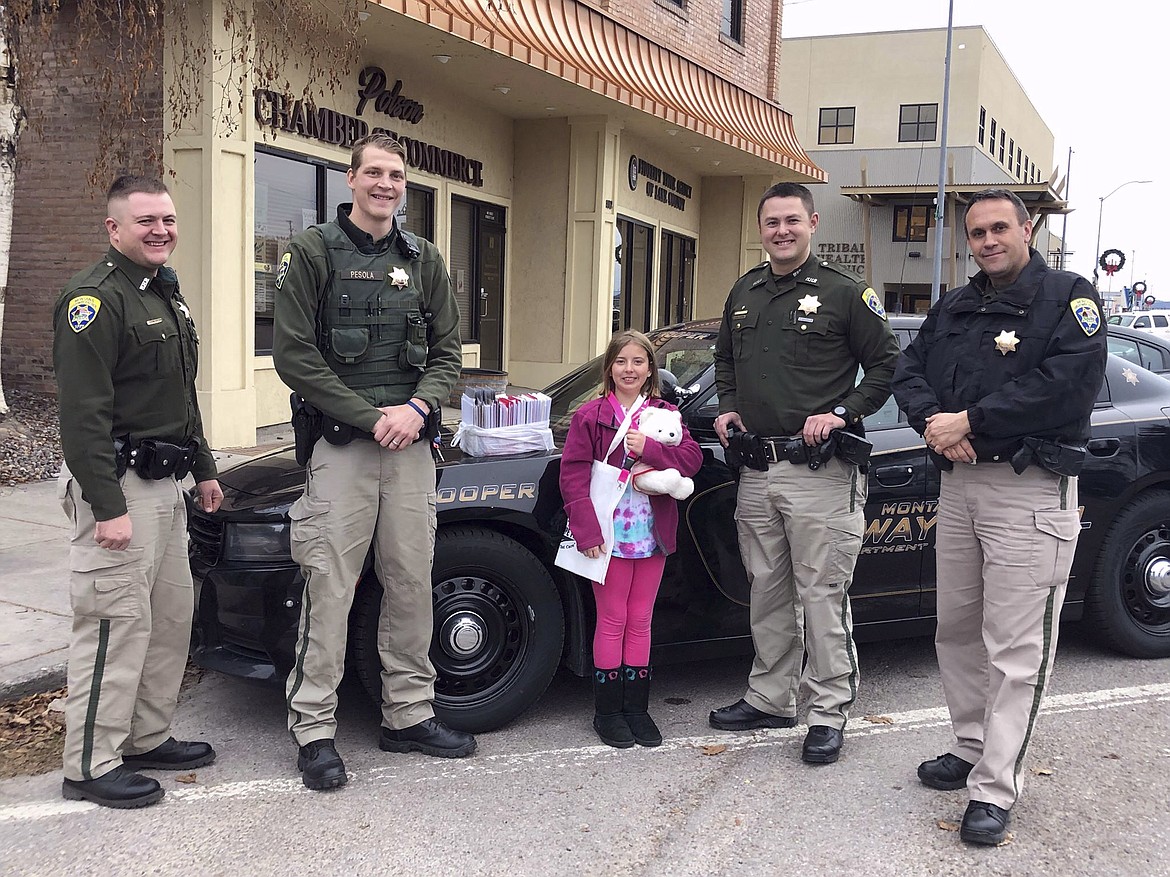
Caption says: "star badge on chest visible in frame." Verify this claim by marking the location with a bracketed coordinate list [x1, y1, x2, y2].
[797, 294, 821, 315]
[994, 330, 1019, 355]
[390, 267, 410, 288]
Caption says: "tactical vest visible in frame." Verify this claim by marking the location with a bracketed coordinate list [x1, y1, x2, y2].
[315, 223, 429, 408]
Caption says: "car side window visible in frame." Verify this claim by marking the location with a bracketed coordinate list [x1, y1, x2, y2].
[1108, 336, 1142, 367]
[1155, 316, 1169, 329]
[1135, 316, 1151, 328]
[854, 327, 915, 430]
[1139, 341, 1170, 372]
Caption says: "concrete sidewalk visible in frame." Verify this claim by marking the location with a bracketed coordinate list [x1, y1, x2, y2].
[0, 431, 292, 703]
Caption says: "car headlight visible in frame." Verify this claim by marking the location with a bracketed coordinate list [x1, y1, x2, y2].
[221, 522, 291, 562]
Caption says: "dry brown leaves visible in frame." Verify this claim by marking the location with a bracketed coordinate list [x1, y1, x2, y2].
[0, 687, 67, 780]
[700, 744, 727, 756]
[175, 773, 198, 784]
[937, 819, 961, 832]
[863, 715, 894, 725]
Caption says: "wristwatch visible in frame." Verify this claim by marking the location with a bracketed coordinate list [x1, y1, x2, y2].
[832, 405, 849, 421]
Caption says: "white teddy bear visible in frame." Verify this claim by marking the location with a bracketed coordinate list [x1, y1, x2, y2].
[630, 407, 695, 500]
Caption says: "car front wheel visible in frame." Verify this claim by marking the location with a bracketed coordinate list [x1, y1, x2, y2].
[351, 525, 565, 732]
[1086, 491, 1170, 658]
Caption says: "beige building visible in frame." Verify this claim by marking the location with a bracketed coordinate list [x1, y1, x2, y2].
[152, 0, 821, 448]
[779, 27, 1066, 315]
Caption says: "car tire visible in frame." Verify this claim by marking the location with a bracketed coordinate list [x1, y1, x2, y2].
[351, 525, 565, 733]
[1085, 491, 1170, 658]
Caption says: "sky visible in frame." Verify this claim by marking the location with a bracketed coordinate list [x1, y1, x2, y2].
[782, 0, 1163, 301]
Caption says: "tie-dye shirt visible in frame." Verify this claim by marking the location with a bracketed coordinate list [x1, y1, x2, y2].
[612, 481, 658, 558]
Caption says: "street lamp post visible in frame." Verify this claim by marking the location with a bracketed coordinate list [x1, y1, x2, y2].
[1093, 179, 1152, 295]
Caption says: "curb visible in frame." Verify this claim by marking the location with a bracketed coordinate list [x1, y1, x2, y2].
[0, 662, 67, 704]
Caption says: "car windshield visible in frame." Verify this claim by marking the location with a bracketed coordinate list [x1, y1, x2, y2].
[1107, 315, 1130, 326]
[547, 330, 716, 431]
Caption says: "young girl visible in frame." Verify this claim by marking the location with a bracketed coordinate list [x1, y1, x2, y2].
[559, 331, 703, 748]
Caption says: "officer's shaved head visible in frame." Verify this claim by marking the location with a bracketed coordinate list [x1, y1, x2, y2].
[107, 175, 170, 208]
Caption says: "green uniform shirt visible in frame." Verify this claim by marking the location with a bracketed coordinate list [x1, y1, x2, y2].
[52, 247, 217, 520]
[272, 206, 462, 430]
[713, 254, 900, 436]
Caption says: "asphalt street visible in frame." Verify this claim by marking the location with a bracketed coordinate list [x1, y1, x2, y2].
[1, 632, 1168, 877]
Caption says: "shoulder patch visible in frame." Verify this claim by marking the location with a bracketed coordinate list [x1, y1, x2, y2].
[275, 252, 291, 290]
[1070, 297, 1101, 336]
[862, 287, 887, 320]
[67, 295, 102, 333]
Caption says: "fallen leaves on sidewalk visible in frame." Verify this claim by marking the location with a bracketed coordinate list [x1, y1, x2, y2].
[0, 687, 67, 779]
[863, 715, 894, 724]
[700, 744, 727, 756]
[937, 819, 960, 832]
[176, 773, 198, 784]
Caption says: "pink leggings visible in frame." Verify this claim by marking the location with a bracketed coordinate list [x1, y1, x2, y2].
[592, 554, 667, 669]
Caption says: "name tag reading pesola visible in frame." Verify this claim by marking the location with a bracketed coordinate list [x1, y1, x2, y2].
[341, 270, 385, 281]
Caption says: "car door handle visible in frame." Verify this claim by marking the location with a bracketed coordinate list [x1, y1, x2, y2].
[873, 465, 915, 487]
[1087, 438, 1121, 457]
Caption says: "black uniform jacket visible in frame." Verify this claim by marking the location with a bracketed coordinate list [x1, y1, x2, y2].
[892, 250, 1107, 460]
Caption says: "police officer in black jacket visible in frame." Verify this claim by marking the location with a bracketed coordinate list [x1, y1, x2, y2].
[892, 188, 1107, 845]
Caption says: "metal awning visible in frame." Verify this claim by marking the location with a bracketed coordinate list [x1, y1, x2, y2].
[839, 182, 1067, 215]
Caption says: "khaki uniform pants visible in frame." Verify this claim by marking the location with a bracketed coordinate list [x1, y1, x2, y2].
[935, 464, 1080, 809]
[59, 465, 192, 781]
[735, 457, 865, 729]
[286, 438, 437, 744]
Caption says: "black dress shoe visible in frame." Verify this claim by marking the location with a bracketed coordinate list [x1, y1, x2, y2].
[960, 800, 1010, 845]
[708, 699, 797, 731]
[62, 766, 164, 809]
[801, 725, 844, 764]
[380, 718, 477, 758]
[297, 739, 348, 791]
[123, 737, 216, 770]
[917, 752, 974, 790]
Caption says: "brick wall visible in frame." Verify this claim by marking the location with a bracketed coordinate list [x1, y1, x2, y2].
[590, 0, 779, 99]
[3, 2, 162, 395]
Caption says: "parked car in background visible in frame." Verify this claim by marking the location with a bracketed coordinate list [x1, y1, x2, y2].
[1108, 311, 1170, 340]
[187, 317, 1170, 732]
[1106, 324, 1170, 375]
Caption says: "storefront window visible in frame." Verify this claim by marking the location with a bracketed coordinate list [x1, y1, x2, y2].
[254, 148, 435, 355]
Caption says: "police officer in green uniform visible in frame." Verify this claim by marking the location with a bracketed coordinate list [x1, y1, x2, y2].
[708, 182, 899, 764]
[273, 133, 474, 792]
[53, 175, 221, 809]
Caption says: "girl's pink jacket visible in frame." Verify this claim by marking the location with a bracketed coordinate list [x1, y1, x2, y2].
[559, 396, 703, 554]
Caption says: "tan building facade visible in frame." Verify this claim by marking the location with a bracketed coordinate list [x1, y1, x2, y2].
[779, 27, 1066, 315]
[4, 0, 821, 449]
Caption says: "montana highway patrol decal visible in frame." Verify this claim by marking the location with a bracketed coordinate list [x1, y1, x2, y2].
[67, 295, 101, 333]
[862, 287, 887, 320]
[275, 253, 291, 290]
[1071, 298, 1101, 335]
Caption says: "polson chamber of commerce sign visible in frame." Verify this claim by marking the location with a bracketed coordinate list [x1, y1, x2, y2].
[253, 66, 484, 187]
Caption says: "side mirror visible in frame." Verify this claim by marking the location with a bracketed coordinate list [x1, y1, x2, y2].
[659, 369, 697, 406]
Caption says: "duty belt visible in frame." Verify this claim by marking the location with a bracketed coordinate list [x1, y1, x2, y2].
[114, 437, 198, 480]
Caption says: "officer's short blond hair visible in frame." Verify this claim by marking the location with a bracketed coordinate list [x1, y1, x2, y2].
[350, 133, 407, 172]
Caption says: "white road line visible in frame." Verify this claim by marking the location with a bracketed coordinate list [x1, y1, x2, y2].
[3, 681, 1169, 823]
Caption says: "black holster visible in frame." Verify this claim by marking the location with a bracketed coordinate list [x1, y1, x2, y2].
[290, 393, 323, 465]
[829, 429, 873, 472]
[725, 428, 768, 472]
[1010, 437, 1087, 477]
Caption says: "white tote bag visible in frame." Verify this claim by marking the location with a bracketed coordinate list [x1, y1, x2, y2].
[554, 399, 641, 583]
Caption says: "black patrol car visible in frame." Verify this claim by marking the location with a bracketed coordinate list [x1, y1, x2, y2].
[188, 317, 1170, 732]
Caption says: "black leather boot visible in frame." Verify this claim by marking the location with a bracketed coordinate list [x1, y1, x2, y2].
[621, 665, 662, 747]
[593, 668, 635, 748]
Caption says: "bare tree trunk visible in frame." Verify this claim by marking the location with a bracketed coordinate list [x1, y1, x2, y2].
[0, 2, 22, 417]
